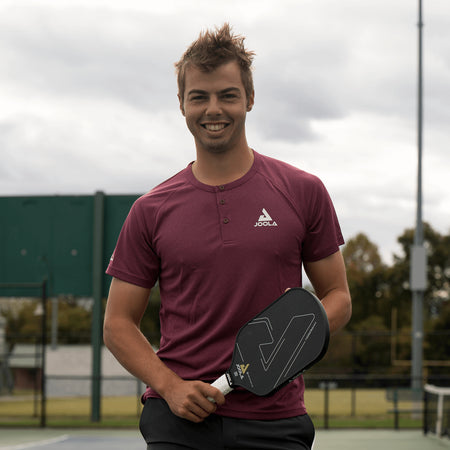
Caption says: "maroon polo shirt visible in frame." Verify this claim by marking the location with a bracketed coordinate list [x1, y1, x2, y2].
[106, 150, 343, 419]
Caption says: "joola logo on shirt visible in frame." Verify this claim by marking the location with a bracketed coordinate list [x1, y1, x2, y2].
[254, 208, 278, 227]
[236, 363, 250, 379]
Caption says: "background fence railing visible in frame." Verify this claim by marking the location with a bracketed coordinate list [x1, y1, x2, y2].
[1, 293, 449, 430]
[1, 371, 449, 430]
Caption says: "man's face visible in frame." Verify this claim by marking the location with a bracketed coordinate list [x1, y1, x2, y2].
[179, 61, 254, 155]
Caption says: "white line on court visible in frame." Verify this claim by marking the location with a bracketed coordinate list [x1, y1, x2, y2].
[0, 435, 70, 450]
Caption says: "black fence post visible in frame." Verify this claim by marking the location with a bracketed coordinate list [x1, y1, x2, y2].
[40, 279, 47, 428]
[392, 388, 399, 430]
[324, 382, 329, 430]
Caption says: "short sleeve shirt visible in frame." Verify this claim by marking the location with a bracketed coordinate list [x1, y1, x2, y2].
[106, 151, 344, 420]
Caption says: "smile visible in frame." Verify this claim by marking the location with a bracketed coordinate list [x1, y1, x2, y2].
[202, 123, 229, 131]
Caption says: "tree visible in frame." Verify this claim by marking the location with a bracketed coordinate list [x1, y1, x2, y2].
[387, 222, 450, 327]
[351, 315, 391, 373]
[2, 297, 93, 347]
[56, 299, 92, 344]
[425, 300, 450, 376]
[343, 233, 383, 275]
[342, 233, 390, 329]
[2, 299, 43, 349]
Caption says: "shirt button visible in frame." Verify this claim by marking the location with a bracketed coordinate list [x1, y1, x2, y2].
[219, 199, 225, 205]
[219, 185, 225, 191]
[223, 218, 230, 224]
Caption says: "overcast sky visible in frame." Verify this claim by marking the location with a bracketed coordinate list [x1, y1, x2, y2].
[1, 0, 449, 264]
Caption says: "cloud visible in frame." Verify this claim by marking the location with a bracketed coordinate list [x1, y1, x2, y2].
[0, 0, 448, 264]
[0, 4, 181, 111]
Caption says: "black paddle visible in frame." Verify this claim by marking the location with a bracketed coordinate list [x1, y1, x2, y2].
[209, 288, 329, 398]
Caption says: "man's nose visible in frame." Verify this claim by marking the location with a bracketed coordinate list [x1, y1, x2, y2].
[205, 96, 222, 115]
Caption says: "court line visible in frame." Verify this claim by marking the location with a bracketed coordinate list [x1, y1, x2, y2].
[0, 435, 70, 450]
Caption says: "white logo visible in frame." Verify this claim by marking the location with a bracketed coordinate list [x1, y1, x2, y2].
[254, 208, 278, 227]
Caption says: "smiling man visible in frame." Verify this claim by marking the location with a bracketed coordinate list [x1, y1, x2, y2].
[177, 39, 255, 187]
[104, 23, 351, 450]
[181, 61, 253, 154]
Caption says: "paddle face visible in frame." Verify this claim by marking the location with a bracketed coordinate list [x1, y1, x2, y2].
[227, 288, 329, 396]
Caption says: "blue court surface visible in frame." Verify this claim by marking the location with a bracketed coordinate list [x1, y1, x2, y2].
[0, 428, 449, 449]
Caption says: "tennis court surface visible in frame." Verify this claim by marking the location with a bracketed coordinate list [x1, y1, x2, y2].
[0, 429, 449, 450]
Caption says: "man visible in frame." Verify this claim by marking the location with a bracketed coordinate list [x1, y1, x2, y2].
[104, 23, 351, 450]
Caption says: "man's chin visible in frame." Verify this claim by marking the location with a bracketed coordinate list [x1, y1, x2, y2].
[199, 140, 230, 154]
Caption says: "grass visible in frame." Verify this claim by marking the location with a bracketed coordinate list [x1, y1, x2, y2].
[0, 389, 423, 429]
[305, 389, 422, 429]
[305, 388, 416, 415]
[0, 393, 142, 427]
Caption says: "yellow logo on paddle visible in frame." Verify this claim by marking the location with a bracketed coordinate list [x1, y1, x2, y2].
[236, 363, 250, 379]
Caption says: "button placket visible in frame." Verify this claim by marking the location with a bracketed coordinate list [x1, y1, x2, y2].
[216, 186, 232, 241]
[219, 196, 230, 225]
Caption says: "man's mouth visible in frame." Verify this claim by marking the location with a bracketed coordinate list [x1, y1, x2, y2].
[202, 123, 229, 131]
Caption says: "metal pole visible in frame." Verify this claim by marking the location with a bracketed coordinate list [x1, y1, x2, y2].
[416, 0, 424, 246]
[91, 191, 105, 422]
[51, 298, 58, 350]
[411, 0, 425, 402]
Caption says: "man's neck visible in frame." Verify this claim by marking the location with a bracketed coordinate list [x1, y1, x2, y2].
[192, 146, 254, 186]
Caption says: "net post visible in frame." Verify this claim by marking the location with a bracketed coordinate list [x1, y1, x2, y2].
[424, 384, 450, 440]
[436, 391, 444, 437]
[423, 386, 428, 435]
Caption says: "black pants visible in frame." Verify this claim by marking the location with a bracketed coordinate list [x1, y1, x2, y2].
[140, 398, 315, 450]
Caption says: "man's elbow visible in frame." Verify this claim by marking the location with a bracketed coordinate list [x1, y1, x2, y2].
[344, 294, 352, 325]
[103, 316, 115, 350]
[329, 290, 352, 334]
[339, 291, 352, 329]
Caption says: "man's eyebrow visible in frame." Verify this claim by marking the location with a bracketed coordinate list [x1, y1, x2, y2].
[219, 87, 241, 94]
[187, 87, 241, 96]
[187, 89, 208, 96]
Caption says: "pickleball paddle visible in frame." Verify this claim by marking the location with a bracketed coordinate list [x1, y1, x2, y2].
[209, 288, 329, 398]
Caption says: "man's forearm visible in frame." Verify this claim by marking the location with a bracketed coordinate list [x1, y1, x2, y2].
[320, 288, 352, 334]
[103, 317, 181, 395]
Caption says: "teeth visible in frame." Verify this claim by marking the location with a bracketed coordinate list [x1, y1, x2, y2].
[205, 123, 226, 131]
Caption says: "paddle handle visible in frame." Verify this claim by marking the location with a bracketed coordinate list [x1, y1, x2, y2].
[207, 373, 234, 402]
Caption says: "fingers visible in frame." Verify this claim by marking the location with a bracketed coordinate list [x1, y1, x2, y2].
[179, 399, 214, 423]
[204, 384, 226, 406]
[165, 380, 225, 423]
[178, 397, 216, 423]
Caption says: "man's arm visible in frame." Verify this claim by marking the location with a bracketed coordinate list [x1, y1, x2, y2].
[303, 250, 352, 334]
[103, 277, 224, 422]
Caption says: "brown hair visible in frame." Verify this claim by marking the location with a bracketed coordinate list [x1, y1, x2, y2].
[175, 23, 255, 106]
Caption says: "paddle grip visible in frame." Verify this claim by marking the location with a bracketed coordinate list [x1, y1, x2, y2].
[207, 374, 233, 402]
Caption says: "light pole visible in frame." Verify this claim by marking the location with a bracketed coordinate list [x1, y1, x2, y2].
[410, 0, 426, 402]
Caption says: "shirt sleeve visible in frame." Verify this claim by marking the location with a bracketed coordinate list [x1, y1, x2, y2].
[301, 177, 344, 262]
[106, 198, 160, 289]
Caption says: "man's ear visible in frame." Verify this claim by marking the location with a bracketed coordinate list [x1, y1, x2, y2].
[178, 94, 185, 116]
[246, 90, 255, 112]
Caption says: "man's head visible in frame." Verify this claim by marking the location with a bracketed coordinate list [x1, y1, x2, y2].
[175, 23, 255, 109]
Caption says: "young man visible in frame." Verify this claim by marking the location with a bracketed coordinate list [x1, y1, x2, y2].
[104, 24, 351, 450]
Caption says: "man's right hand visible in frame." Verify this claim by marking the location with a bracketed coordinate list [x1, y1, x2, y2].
[163, 379, 226, 423]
